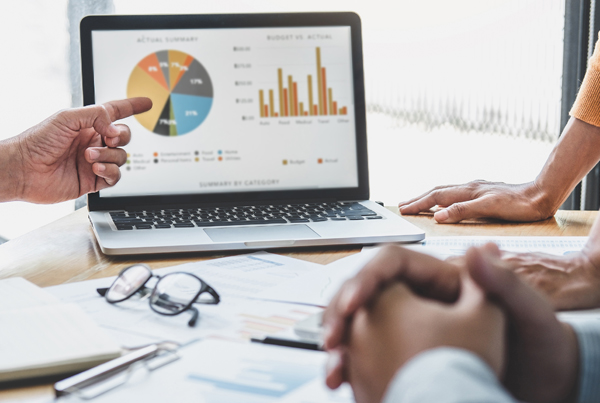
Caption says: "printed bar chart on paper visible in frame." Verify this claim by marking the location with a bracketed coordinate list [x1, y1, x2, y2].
[127, 50, 214, 136]
[258, 47, 348, 118]
[188, 341, 321, 399]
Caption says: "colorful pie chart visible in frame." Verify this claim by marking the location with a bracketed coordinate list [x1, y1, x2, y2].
[127, 50, 213, 136]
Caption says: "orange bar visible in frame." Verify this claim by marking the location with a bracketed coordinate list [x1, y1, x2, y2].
[313, 105, 318, 115]
[328, 88, 333, 115]
[269, 89, 275, 117]
[308, 75, 314, 116]
[264, 105, 268, 117]
[340, 107, 347, 115]
[321, 67, 328, 115]
[304, 111, 308, 116]
[288, 75, 294, 116]
[275, 113, 279, 117]
[333, 101, 338, 115]
[259, 89, 265, 118]
[293, 82, 299, 116]
[283, 88, 289, 117]
[278, 68, 284, 118]
[316, 47, 323, 115]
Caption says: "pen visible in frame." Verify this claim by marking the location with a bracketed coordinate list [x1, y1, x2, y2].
[54, 341, 179, 397]
[251, 336, 323, 351]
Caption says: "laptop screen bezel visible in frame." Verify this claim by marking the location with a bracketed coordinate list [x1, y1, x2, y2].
[81, 12, 369, 211]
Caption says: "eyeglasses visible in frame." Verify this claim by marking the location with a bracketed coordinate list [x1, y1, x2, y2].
[97, 264, 220, 327]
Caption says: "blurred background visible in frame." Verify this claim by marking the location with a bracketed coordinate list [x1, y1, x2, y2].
[0, 0, 565, 240]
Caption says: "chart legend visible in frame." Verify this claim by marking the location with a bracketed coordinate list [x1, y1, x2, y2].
[258, 47, 348, 118]
[127, 50, 214, 136]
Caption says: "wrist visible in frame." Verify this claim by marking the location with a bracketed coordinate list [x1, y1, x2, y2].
[583, 215, 600, 268]
[524, 180, 558, 220]
[0, 136, 25, 201]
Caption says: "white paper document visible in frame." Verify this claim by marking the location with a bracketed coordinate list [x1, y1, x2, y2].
[404, 236, 588, 259]
[60, 339, 352, 403]
[152, 252, 321, 298]
[0, 277, 61, 312]
[256, 236, 590, 307]
[0, 278, 120, 382]
[257, 248, 381, 307]
[47, 252, 323, 346]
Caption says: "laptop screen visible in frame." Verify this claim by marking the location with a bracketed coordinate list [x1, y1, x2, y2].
[90, 26, 359, 199]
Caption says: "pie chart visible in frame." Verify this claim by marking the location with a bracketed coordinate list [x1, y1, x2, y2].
[127, 50, 213, 136]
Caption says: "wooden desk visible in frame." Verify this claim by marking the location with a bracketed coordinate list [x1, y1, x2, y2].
[0, 208, 596, 402]
[0, 208, 596, 288]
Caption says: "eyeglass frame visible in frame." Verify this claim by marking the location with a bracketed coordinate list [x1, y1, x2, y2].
[96, 264, 220, 327]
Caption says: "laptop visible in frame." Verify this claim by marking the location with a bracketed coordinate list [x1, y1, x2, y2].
[80, 12, 425, 255]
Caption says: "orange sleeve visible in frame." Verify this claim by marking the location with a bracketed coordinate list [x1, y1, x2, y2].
[570, 34, 600, 127]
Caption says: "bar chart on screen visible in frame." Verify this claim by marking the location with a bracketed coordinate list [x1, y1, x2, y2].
[257, 47, 349, 119]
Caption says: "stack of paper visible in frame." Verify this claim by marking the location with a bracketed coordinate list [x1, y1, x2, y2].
[0, 278, 121, 383]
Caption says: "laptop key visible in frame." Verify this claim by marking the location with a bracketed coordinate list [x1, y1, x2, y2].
[174, 223, 195, 228]
[154, 224, 172, 229]
[135, 224, 153, 229]
[311, 217, 328, 222]
[116, 225, 133, 230]
[366, 216, 383, 220]
[289, 218, 310, 223]
[347, 216, 364, 220]
[331, 217, 347, 221]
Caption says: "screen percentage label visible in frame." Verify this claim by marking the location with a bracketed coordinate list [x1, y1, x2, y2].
[127, 50, 214, 136]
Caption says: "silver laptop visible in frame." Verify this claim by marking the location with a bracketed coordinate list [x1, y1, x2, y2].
[81, 12, 425, 255]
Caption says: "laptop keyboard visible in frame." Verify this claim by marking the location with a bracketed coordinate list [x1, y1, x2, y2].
[110, 202, 382, 231]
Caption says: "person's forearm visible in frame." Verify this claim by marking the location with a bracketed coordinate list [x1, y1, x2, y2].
[534, 117, 600, 215]
[560, 319, 600, 403]
[383, 348, 516, 403]
[0, 137, 25, 202]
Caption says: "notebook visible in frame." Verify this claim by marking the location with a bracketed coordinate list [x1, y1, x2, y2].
[80, 13, 425, 255]
[0, 278, 121, 383]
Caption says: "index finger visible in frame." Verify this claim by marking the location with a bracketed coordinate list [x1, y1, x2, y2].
[323, 245, 461, 350]
[398, 186, 478, 215]
[398, 185, 453, 208]
[58, 97, 152, 139]
[102, 97, 153, 122]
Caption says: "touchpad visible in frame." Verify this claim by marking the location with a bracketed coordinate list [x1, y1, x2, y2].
[204, 224, 319, 243]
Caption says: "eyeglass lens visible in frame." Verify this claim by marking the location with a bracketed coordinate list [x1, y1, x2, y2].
[150, 273, 203, 315]
[106, 265, 152, 303]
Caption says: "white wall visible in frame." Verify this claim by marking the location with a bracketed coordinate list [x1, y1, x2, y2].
[0, 1, 72, 240]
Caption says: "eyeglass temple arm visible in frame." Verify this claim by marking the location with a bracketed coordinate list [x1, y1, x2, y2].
[96, 286, 153, 298]
[192, 286, 220, 305]
[188, 307, 199, 327]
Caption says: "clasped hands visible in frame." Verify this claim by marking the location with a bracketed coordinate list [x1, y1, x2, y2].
[323, 244, 579, 403]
